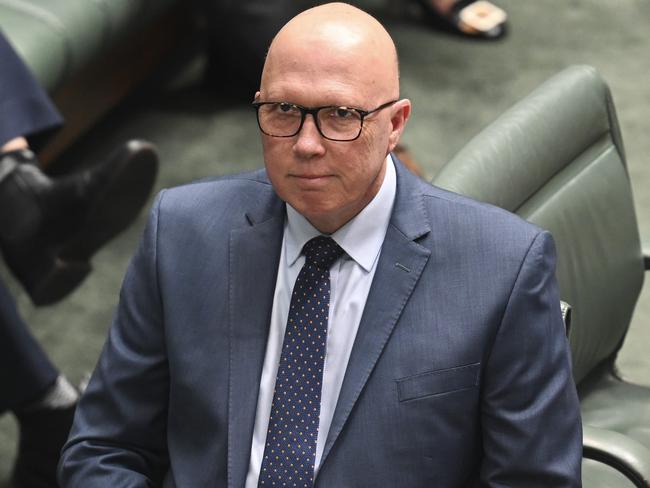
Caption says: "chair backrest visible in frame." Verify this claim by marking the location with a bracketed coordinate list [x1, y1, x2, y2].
[433, 65, 644, 384]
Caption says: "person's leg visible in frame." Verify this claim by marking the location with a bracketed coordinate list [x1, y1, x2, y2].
[0, 276, 77, 488]
[1, 136, 28, 153]
[0, 277, 58, 412]
[0, 141, 158, 305]
[415, 0, 508, 39]
[0, 32, 159, 305]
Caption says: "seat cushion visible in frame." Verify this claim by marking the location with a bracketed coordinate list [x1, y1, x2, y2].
[582, 458, 637, 488]
[580, 371, 650, 449]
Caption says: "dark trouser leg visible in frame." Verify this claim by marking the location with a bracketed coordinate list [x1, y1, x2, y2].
[0, 276, 58, 413]
[0, 31, 63, 150]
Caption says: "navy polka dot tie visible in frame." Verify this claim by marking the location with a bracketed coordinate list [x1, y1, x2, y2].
[258, 236, 344, 487]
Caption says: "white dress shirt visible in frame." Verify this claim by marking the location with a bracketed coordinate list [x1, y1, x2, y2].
[244, 156, 397, 487]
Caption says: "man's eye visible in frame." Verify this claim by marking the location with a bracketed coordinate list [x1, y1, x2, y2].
[334, 107, 355, 118]
[277, 103, 296, 113]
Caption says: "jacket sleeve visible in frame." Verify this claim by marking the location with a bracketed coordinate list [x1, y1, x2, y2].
[58, 192, 169, 487]
[479, 231, 582, 487]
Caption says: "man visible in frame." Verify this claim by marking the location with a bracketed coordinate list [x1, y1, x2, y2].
[60, 3, 582, 487]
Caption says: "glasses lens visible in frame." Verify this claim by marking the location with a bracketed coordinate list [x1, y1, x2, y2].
[257, 103, 302, 137]
[317, 107, 362, 141]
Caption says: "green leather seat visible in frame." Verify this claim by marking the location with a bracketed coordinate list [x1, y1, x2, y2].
[433, 65, 650, 487]
[0, 0, 178, 91]
[584, 457, 640, 488]
[0, 3, 68, 90]
[0, 0, 182, 164]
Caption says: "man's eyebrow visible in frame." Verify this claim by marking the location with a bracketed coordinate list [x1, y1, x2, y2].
[257, 99, 366, 109]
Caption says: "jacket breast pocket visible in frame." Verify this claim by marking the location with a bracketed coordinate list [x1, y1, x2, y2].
[396, 362, 481, 402]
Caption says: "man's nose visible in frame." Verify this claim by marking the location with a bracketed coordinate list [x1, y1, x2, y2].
[293, 114, 326, 157]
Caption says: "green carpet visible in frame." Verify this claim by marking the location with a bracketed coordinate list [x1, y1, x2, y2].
[2, 0, 650, 484]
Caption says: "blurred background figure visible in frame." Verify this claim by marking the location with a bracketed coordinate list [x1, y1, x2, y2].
[203, 0, 508, 101]
[415, 0, 506, 38]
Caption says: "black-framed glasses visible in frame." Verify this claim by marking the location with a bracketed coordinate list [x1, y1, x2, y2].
[252, 100, 398, 142]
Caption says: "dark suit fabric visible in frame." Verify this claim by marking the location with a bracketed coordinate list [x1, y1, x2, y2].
[60, 161, 582, 487]
[0, 31, 62, 148]
[0, 31, 63, 412]
[204, 0, 317, 99]
[0, 277, 58, 412]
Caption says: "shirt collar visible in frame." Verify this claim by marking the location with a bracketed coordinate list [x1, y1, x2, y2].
[285, 155, 396, 272]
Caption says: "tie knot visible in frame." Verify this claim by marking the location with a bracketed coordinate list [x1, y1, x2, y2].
[302, 236, 344, 269]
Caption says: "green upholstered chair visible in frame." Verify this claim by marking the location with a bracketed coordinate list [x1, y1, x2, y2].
[432, 65, 650, 487]
[0, 0, 178, 91]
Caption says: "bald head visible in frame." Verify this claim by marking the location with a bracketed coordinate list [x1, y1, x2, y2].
[256, 3, 411, 234]
[260, 3, 400, 104]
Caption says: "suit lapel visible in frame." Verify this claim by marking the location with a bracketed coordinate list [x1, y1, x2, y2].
[227, 194, 284, 488]
[318, 161, 432, 472]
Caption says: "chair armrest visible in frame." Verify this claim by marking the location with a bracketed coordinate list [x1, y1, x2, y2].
[583, 425, 650, 487]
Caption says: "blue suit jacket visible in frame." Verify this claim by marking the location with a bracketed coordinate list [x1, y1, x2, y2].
[60, 159, 582, 487]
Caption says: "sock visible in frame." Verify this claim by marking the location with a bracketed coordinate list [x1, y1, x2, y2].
[20, 375, 78, 414]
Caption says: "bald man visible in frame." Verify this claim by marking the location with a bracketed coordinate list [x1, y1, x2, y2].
[59, 3, 581, 487]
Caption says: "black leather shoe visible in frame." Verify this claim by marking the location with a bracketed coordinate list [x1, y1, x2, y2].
[0, 140, 158, 305]
[12, 403, 76, 488]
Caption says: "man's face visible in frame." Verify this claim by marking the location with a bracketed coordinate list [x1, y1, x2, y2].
[258, 32, 408, 234]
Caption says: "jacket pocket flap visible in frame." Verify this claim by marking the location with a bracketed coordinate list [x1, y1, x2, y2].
[396, 362, 480, 402]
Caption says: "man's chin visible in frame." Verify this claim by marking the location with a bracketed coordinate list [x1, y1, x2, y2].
[290, 175, 336, 191]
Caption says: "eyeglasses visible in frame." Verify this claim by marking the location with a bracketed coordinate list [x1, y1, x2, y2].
[252, 100, 398, 142]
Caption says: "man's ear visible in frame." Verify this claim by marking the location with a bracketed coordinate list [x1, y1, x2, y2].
[387, 99, 412, 153]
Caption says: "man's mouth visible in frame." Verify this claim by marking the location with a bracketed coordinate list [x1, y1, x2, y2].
[290, 174, 333, 188]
